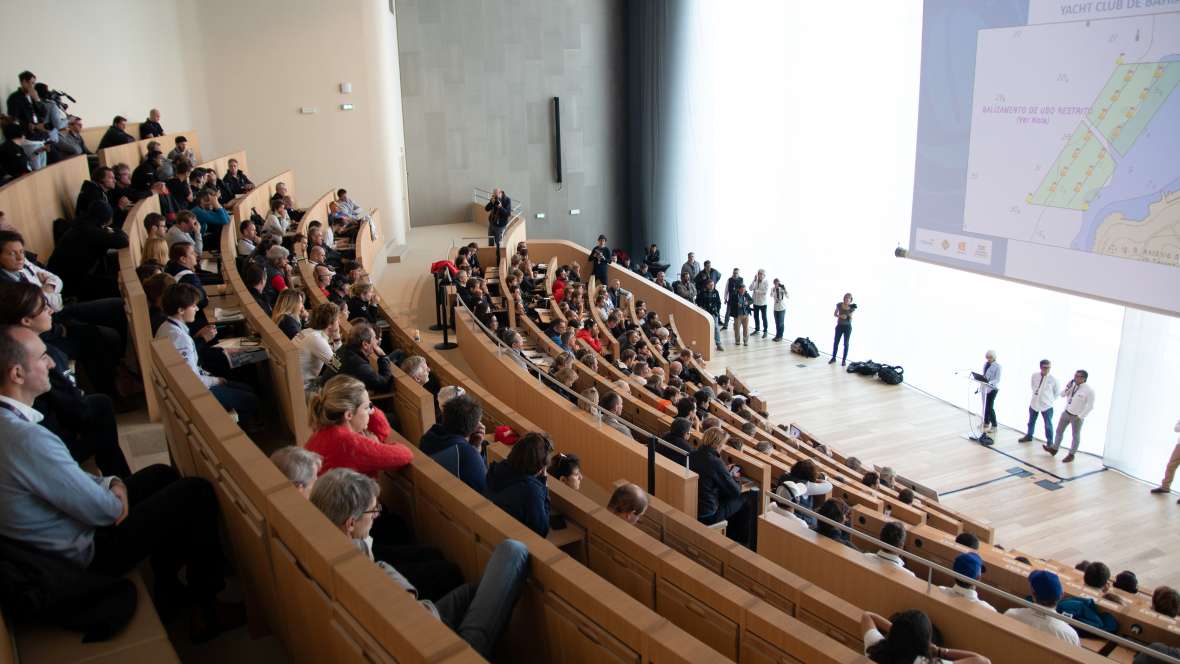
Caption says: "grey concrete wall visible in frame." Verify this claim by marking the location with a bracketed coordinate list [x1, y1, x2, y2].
[395, 0, 624, 247]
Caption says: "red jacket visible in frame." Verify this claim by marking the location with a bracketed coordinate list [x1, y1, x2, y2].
[576, 328, 602, 353]
[305, 409, 412, 478]
[552, 279, 567, 303]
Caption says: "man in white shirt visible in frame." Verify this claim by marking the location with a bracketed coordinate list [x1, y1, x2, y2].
[1149, 418, 1180, 504]
[1044, 370, 1094, 462]
[937, 552, 996, 611]
[864, 521, 915, 577]
[1004, 570, 1080, 647]
[1019, 359, 1059, 443]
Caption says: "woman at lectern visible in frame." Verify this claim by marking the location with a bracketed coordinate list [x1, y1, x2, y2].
[830, 293, 856, 366]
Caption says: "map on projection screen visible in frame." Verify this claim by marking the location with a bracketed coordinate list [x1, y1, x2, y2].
[909, 1, 1180, 315]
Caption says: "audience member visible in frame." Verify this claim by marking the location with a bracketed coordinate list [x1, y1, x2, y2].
[816, 498, 854, 547]
[294, 302, 342, 389]
[936, 552, 995, 611]
[1003, 570, 1080, 646]
[1152, 586, 1179, 618]
[271, 288, 306, 339]
[898, 488, 916, 505]
[269, 446, 322, 498]
[548, 452, 582, 491]
[690, 427, 757, 548]
[865, 521, 915, 576]
[486, 432, 554, 537]
[861, 610, 990, 663]
[97, 115, 135, 150]
[419, 394, 488, 493]
[223, 158, 254, 195]
[1113, 570, 1138, 595]
[309, 468, 527, 658]
[167, 135, 195, 165]
[0, 326, 239, 642]
[47, 200, 129, 300]
[334, 322, 394, 393]
[608, 483, 650, 525]
[304, 375, 411, 477]
[140, 108, 163, 138]
[954, 532, 980, 550]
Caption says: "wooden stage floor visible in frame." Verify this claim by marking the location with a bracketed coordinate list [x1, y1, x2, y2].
[702, 333, 1180, 591]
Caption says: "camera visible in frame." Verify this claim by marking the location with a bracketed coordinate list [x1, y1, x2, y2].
[45, 89, 76, 110]
[849, 303, 858, 310]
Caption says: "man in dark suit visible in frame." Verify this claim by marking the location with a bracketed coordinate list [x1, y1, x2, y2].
[97, 116, 135, 150]
[140, 109, 164, 138]
[5, 71, 47, 139]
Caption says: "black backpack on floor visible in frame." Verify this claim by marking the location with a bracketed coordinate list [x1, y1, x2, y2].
[856, 360, 881, 376]
[878, 365, 904, 385]
[791, 337, 819, 358]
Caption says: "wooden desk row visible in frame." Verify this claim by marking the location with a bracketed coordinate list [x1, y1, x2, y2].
[98, 130, 202, 169]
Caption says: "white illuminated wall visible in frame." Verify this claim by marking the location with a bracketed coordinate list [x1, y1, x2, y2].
[656, 0, 1179, 480]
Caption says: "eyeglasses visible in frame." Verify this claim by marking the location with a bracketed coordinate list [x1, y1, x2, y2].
[363, 504, 382, 517]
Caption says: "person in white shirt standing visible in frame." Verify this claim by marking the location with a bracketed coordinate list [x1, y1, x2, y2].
[978, 351, 1002, 434]
[1149, 419, 1180, 504]
[1044, 370, 1094, 463]
[749, 269, 769, 339]
[1019, 359, 1059, 443]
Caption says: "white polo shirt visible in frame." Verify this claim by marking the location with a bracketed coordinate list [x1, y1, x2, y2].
[865, 550, 916, 577]
[1004, 607, 1080, 646]
[937, 584, 996, 611]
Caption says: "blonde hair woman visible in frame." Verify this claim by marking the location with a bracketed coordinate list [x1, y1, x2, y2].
[142, 236, 169, 267]
[579, 387, 599, 416]
[690, 425, 758, 549]
[304, 375, 411, 477]
[271, 288, 306, 339]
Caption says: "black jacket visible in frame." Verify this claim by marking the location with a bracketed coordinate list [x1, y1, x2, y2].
[97, 125, 135, 150]
[484, 194, 511, 228]
[724, 276, 745, 301]
[728, 292, 753, 317]
[6, 91, 38, 133]
[345, 296, 377, 324]
[420, 424, 487, 493]
[659, 431, 693, 463]
[75, 181, 107, 218]
[694, 267, 721, 290]
[336, 344, 394, 393]
[34, 344, 88, 441]
[139, 120, 164, 139]
[485, 461, 550, 537]
[696, 288, 721, 316]
[0, 140, 30, 180]
[688, 446, 741, 521]
[47, 222, 129, 293]
[223, 170, 253, 195]
[277, 314, 301, 340]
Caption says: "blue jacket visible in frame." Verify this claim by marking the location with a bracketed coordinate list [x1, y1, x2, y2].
[420, 424, 487, 493]
[1057, 596, 1117, 635]
[485, 460, 550, 537]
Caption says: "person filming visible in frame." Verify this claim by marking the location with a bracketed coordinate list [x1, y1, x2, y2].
[484, 188, 511, 248]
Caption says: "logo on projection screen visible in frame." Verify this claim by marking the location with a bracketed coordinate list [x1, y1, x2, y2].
[916, 229, 993, 266]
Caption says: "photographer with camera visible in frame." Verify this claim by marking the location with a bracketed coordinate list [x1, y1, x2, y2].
[484, 188, 511, 248]
[830, 292, 856, 366]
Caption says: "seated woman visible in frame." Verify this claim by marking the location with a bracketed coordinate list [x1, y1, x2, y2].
[861, 610, 990, 663]
[486, 432, 554, 537]
[547, 452, 582, 491]
[575, 318, 602, 353]
[816, 498, 855, 548]
[143, 272, 176, 334]
[305, 375, 412, 477]
[271, 288, 306, 340]
[141, 236, 169, 268]
[345, 282, 378, 324]
[0, 281, 131, 477]
[294, 302, 341, 390]
[689, 427, 757, 549]
[155, 283, 258, 424]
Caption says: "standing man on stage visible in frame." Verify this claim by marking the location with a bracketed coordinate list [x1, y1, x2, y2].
[978, 351, 1002, 434]
[1149, 418, 1180, 503]
[1044, 370, 1094, 463]
[484, 188, 511, 248]
[720, 268, 743, 330]
[1019, 359, 1059, 443]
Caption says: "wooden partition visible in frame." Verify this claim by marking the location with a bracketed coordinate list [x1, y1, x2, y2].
[200, 150, 249, 180]
[80, 122, 142, 152]
[356, 210, 384, 270]
[218, 172, 310, 444]
[0, 154, 89, 257]
[115, 196, 162, 421]
[98, 130, 202, 168]
[454, 306, 699, 516]
[528, 239, 714, 361]
[757, 512, 1109, 664]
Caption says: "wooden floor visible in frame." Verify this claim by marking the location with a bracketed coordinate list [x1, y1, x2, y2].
[377, 222, 1180, 592]
[703, 332, 1180, 591]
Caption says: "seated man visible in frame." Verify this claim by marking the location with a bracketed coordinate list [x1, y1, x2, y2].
[140, 108, 164, 139]
[1004, 570, 1080, 647]
[333, 322, 395, 393]
[1057, 561, 1120, 634]
[310, 468, 527, 658]
[0, 325, 238, 641]
[97, 115, 135, 150]
[54, 115, 91, 159]
[1153, 586, 1179, 618]
[237, 219, 260, 257]
[335, 188, 370, 223]
[242, 263, 272, 315]
[937, 552, 995, 611]
[865, 521, 915, 576]
[192, 190, 230, 246]
[607, 483, 649, 524]
[76, 166, 115, 216]
[166, 209, 204, 256]
[269, 446, 322, 498]
[223, 158, 254, 195]
[167, 135, 195, 165]
[420, 394, 487, 492]
[47, 200, 129, 301]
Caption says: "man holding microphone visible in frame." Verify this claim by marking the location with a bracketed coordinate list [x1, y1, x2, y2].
[1019, 359, 1059, 443]
[1044, 370, 1094, 463]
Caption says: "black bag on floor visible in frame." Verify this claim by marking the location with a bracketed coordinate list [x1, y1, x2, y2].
[878, 365, 904, 385]
[791, 337, 820, 358]
[846, 361, 864, 373]
[856, 360, 881, 376]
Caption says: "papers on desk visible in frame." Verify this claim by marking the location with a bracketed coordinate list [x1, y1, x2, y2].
[200, 259, 221, 274]
[216, 336, 268, 368]
[213, 307, 245, 322]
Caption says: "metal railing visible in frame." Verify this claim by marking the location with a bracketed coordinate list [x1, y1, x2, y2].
[472, 186, 524, 220]
[765, 492, 1180, 663]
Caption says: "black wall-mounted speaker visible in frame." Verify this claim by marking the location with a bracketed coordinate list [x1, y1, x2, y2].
[553, 96, 563, 184]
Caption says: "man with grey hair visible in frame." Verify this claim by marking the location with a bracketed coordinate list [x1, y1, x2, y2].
[975, 350, 1002, 434]
[335, 321, 394, 393]
[400, 355, 430, 386]
[310, 468, 529, 658]
[269, 446, 322, 498]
